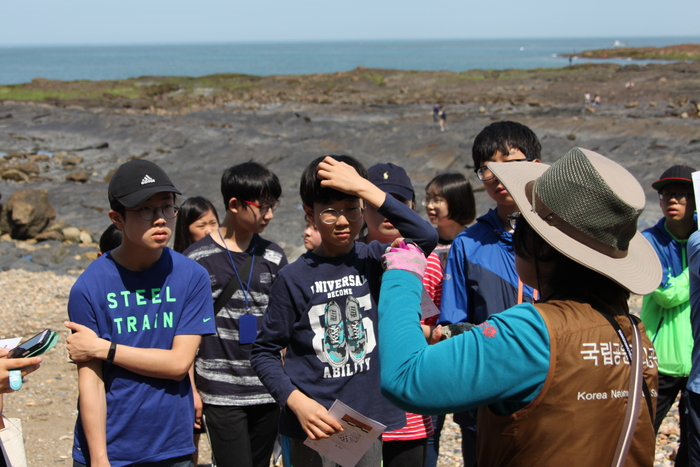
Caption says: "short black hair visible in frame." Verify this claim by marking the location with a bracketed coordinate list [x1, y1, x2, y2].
[300, 155, 369, 208]
[472, 121, 542, 169]
[513, 216, 629, 305]
[221, 161, 281, 209]
[99, 224, 123, 254]
[173, 196, 219, 253]
[426, 173, 476, 226]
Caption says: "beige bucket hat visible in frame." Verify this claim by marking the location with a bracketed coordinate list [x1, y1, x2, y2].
[489, 147, 661, 295]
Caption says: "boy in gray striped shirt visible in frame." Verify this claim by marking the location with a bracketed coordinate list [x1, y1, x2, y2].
[184, 161, 287, 467]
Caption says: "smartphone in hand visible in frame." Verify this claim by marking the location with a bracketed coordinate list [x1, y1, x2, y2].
[6, 329, 55, 358]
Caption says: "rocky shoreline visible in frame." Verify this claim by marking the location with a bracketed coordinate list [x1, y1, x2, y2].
[0, 61, 697, 465]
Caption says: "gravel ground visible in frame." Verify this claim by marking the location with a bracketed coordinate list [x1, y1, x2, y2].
[0, 269, 681, 467]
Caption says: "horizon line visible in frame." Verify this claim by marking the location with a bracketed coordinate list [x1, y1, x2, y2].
[3, 34, 700, 49]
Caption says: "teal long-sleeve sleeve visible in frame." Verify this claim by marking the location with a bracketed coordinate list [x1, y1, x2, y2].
[378, 269, 550, 417]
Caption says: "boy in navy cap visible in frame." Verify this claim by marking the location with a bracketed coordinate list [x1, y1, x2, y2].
[641, 164, 697, 465]
[65, 159, 216, 467]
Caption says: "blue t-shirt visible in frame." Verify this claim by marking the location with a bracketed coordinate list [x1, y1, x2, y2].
[68, 248, 216, 466]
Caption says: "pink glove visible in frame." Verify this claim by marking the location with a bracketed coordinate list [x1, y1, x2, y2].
[382, 240, 427, 277]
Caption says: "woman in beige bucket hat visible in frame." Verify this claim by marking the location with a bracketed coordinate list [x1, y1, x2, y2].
[377, 147, 662, 467]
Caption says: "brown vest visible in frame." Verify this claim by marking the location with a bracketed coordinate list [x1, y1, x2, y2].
[477, 300, 658, 467]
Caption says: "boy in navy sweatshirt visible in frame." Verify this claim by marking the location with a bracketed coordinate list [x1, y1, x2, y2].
[251, 155, 437, 467]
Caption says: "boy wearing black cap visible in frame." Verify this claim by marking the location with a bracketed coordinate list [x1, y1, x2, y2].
[641, 164, 697, 464]
[65, 159, 216, 467]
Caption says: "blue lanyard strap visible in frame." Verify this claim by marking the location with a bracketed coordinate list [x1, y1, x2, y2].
[217, 227, 256, 313]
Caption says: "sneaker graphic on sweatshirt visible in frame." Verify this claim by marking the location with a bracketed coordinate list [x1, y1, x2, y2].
[323, 300, 348, 368]
[345, 296, 366, 364]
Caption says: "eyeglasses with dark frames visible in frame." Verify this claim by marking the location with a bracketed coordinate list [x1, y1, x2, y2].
[475, 158, 534, 182]
[125, 204, 179, 221]
[658, 191, 694, 202]
[244, 199, 281, 216]
[316, 207, 365, 225]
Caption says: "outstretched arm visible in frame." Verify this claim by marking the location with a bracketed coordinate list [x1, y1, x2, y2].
[65, 321, 200, 381]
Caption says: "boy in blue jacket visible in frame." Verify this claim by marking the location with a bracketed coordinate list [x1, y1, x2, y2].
[251, 155, 436, 467]
[437, 121, 541, 467]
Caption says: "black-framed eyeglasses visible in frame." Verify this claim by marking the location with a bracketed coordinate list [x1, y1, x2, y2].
[244, 199, 281, 216]
[421, 196, 445, 207]
[507, 211, 520, 230]
[658, 191, 693, 202]
[475, 158, 534, 181]
[125, 204, 179, 221]
[316, 207, 364, 225]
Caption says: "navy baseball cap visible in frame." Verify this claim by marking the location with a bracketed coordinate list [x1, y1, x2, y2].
[108, 159, 181, 208]
[368, 163, 414, 201]
[651, 165, 696, 191]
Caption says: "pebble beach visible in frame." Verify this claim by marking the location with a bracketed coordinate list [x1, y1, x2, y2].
[0, 269, 682, 467]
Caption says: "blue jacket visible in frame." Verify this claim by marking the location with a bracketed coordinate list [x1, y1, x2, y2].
[439, 208, 535, 325]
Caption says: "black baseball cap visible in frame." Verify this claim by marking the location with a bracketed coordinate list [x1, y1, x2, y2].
[651, 165, 696, 191]
[108, 159, 181, 208]
[368, 163, 414, 201]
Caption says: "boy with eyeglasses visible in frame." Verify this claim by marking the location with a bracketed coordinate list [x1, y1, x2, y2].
[182, 161, 288, 467]
[640, 164, 697, 465]
[436, 121, 541, 467]
[251, 155, 437, 467]
[65, 159, 216, 467]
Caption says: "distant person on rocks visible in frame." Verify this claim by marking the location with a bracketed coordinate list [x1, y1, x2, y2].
[438, 105, 447, 132]
[641, 165, 697, 465]
[432, 103, 441, 129]
[378, 148, 661, 467]
[65, 159, 216, 467]
[183, 162, 287, 467]
[686, 229, 700, 465]
[584, 92, 591, 106]
[594, 94, 602, 105]
[172, 195, 220, 467]
[251, 155, 437, 467]
[437, 121, 541, 466]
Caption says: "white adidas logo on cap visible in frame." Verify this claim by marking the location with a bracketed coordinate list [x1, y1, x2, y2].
[141, 175, 156, 185]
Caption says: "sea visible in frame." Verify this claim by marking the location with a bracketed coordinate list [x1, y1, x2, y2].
[1, 36, 699, 85]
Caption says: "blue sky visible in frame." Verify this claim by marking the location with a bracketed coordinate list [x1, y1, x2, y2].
[3, 0, 699, 46]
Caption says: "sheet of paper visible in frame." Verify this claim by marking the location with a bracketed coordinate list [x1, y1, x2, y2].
[693, 171, 700, 231]
[0, 337, 22, 349]
[303, 400, 387, 467]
